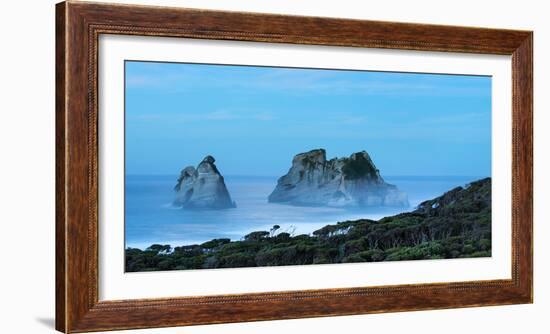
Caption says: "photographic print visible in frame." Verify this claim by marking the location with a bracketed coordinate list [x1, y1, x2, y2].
[124, 61, 492, 272]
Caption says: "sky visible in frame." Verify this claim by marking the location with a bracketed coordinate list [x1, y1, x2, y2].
[125, 61, 492, 177]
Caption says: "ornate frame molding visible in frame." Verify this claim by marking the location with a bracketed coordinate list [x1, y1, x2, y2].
[56, 1, 532, 332]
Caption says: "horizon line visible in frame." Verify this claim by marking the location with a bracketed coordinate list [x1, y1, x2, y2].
[125, 173, 490, 178]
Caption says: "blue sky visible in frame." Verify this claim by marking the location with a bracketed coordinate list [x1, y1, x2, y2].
[125, 61, 491, 177]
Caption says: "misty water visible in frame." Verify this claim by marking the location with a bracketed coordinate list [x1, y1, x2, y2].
[125, 175, 482, 250]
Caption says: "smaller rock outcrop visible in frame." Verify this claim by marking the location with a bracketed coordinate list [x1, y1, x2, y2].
[174, 155, 236, 209]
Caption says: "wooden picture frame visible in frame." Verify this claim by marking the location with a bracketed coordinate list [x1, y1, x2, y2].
[56, 1, 533, 332]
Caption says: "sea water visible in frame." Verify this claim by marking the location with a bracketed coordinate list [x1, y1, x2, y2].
[125, 175, 482, 249]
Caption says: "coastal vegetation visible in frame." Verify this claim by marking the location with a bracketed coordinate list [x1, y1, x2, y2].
[126, 178, 491, 272]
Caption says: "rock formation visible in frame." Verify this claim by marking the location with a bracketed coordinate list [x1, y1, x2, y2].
[268, 149, 408, 207]
[174, 155, 236, 209]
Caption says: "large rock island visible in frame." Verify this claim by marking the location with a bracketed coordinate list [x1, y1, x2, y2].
[174, 155, 236, 209]
[268, 149, 408, 207]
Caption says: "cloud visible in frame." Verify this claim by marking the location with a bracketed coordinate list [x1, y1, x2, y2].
[125, 62, 491, 98]
[128, 109, 276, 123]
[125, 75, 152, 87]
[344, 116, 368, 124]
[132, 114, 163, 121]
[204, 110, 240, 121]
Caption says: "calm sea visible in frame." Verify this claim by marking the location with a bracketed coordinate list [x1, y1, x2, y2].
[125, 175, 482, 249]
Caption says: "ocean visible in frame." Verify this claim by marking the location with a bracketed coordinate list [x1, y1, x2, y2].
[125, 175, 482, 250]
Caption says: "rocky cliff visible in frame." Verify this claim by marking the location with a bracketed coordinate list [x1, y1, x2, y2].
[174, 156, 236, 209]
[268, 149, 408, 207]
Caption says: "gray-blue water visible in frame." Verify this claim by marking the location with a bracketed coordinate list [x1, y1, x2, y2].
[125, 175, 481, 249]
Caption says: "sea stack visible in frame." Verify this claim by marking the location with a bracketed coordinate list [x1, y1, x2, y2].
[268, 149, 408, 208]
[174, 155, 236, 209]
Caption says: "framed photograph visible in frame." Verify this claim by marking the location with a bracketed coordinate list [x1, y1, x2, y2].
[56, 1, 532, 332]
